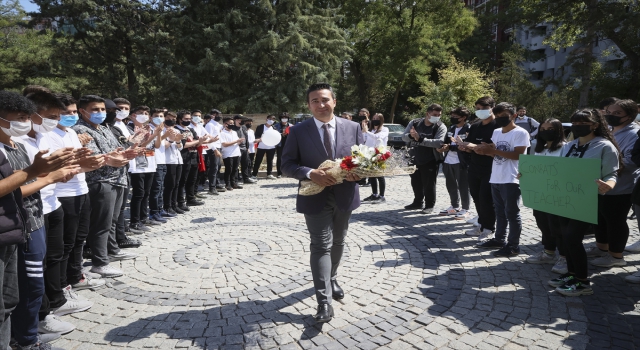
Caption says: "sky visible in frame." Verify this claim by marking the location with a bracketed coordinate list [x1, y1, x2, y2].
[18, 0, 38, 13]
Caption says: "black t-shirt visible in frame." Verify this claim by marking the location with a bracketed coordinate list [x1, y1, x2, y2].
[466, 119, 499, 172]
[176, 125, 199, 165]
[409, 119, 436, 165]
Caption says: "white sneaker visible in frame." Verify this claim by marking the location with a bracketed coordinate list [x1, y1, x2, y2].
[422, 208, 434, 214]
[90, 264, 124, 278]
[454, 209, 470, 220]
[63, 285, 88, 301]
[625, 271, 640, 283]
[585, 245, 609, 258]
[38, 314, 75, 334]
[82, 267, 102, 279]
[72, 274, 106, 291]
[625, 240, 640, 252]
[478, 229, 494, 241]
[551, 256, 568, 274]
[526, 251, 557, 264]
[108, 251, 138, 261]
[465, 227, 480, 236]
[466, 215, 478, 225]
[266, 175, 276, 180]
[439, 206, 459, 216]
[54, 290, 93, 316]
[591, 254, 627, 268]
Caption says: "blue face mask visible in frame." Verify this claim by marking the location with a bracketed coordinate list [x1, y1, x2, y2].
[59, 114, 79, 127]
[89, 112, 107, 124]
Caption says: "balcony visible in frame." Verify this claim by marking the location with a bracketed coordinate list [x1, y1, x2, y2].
[529, 60, 546, 72]
[530, 35, 544, 48]
[546, 55, 556, 70]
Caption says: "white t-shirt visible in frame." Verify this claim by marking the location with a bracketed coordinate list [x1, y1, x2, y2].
[149, 125, 167, 165]
[114, 121, 131, 138]
[49, 127, 89, 197]
[128, 141, 157, 174]
[219, 128, 240, 158]
[13, 133, 61, 214]
[364, 126, 389, 148]
[165, 139, 182, 165]
[258, 125, 276, 150]
[532, 139, 565, 157]
[489, 126, 530, 184]
[204, 121, 222, 149]
[444, 127, 464, 165]
[247, 129, 256, 153]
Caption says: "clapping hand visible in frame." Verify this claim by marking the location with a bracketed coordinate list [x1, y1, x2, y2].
[410, 126, 419, 141]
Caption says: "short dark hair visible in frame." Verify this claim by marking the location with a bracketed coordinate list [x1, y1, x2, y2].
[222, 117, 233, 123]
[306, 83, 336, 102]
[204, 114, 212, 120]
[54, 93, 76, 107]
[426, 103, 443, 112]
[166, 111, 177, 118]
[450, 106, 470, 119]
[210, 109, 221, 114]
[191, 109, 202, 114]
[517, 106, 526, 111]
[266, 114, 276, 119]
[492, 102, 516, 116]
[245, 118, 253, 122]
[150, 108, 164, 115]
[475, 96, 496, 108]
[112, 97, 131, 107]
[177, 110, 191, 120]
[0, 91, 37, 118]
[22, 85, 51, 96]
[359, 108, 369, 114]
[77, 95, 105, 110]
[279, 112, 289, 119]
[25, 90, 66, 112]
[599, 97, 619, 110]
[233, 114, 244, 120]
[133, 105, 150, 113]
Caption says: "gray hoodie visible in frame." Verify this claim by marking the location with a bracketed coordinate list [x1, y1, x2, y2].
[561, 136, 619, 184]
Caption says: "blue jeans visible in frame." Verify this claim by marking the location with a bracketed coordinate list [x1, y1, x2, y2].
[12, 227, 46, 346]
[491, 183, 522, 247]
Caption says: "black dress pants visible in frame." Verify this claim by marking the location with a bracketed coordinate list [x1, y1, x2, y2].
[130, 172, 154, 224]
[40, 207, 66, 320]
[224, 156, 239, 186]
[58, 194, 90, 286]
[409, 161, 439, 209]
[252, 148, 276, 176]
[165, 164, 182, 209]
[467, 169, 495, 231]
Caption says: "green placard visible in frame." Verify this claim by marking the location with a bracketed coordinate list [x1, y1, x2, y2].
[519, 154, 600, 224]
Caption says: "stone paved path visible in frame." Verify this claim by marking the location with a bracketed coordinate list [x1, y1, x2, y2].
[53, 174, 640, 349]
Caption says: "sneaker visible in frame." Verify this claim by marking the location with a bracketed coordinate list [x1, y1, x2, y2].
[90, 264, 123, 278]
[16, 341, 66, 350]
[371, 196, 386, 204]
[225, 186, 233, 191]
[216, 186, 227, 192]
[63, 285, 88, 301]
[466, 215, 479, 225]
[404, 202, 423, 210]
[160, 209, 176, 218]
[591, 254, 627, 267]
[493, 245, 520, 257]
[118, 238, 141, 249]
[128, 224, 146, 234]
[465, 227, 481, 236]
[53, 293, 93, 317]
[142, 218, 162, 226]
[277, 175, 282, 178]
[625, 271, 640, 284]
[266, 175, 277, 180]
[527, 251, 557, 264]
[38, 333, 61, 344]
[81, 267, 102, 279]
[195, 193, 207, 199]
[422, 208, 434, 214]
[244, 178, 258, 184]
[548, 273, 575, 287]
[208, 189, 219, 196]
[151, 213, 168, 223]
[585, 245, 609, 258]
[362, 194, 377, 202]
[551, 256, 569, 274]
[173, 206, 186, 214]
[232, 184, 243, 189]
[625, 240, 640, 252]
[109, 251, 138, 262]
[38, 314, 75, 334]
[555, 279, 593, 296]
[439, 206, 460, 216]
[454, 209, 470, 220]
[72, 275, 106, 291]
[477, 229, 494, 241]
[476, 238, 505, 249]
[166, 208, 179, 216]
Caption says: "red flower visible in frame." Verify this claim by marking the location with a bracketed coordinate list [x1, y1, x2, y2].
[340, 156, 358, 171]
[375, 148, 381, 155]
[380, 152, 391, 161]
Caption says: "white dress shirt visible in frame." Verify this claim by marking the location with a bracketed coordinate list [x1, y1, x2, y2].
[306, 116, 338, 179]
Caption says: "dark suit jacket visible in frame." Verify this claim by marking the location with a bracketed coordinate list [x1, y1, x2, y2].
[281, 117, 364, 214]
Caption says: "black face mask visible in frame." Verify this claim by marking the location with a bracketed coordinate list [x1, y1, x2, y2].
[164, 119, 175, 126]
[214, 116, 222, 122]
[605, 114, 626, 127]
[494, 116, 512, 127]
[230, 125, 239, 131]
[181, 120, 191, 127]
[450, 117, 459, 125]
[571, 125, 592, 138]
[104, 111, 117, 125]
[245, 123, 252, 128]
[371, 120, 381, 127]
[538, 129, 557, 142]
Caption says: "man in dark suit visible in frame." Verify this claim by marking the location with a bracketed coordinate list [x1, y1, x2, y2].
[281, 83, 364, 323]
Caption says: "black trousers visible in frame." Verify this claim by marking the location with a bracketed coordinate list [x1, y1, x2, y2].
[178, 163, 198, 204]
[252, 148, 276, 176]
[409, 161, 439, 209]
[370, 177, 386, 197]
[560, 216, 592, 279]
[248, 152, 255, 174]
[533, 210, 565, 256]
[116, 173, 130, 241]
[467, 169, 495, 231]
[239, 149, 251, 181]
[40, 207, 66, 320]
[150, 164, 167, 215]
[596, 194, 633, 253]
[224, 156, 239, 186]
[276, 146, 284, 176]
[58, 194, 90, 286]
[165, 164, 182, 209]
[130, 172, 154, 224]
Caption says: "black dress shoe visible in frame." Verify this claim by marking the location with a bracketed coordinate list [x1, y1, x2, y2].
[314, 304, 334, 323]
[177, 204, 190, 212]
[186, 200, 204, 206]
[173, 206, 185, 214]
[404, 202, 423, 210]
[331, 280, 344, 300]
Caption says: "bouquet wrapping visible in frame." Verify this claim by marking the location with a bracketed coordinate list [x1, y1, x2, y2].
[299, 145, 416, 196]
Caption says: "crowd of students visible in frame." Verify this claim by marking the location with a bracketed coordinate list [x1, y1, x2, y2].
[401, 95, 640, 298]
[0, 87, 292, 350]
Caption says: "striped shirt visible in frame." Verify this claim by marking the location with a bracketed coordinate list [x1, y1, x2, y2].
[0, 142, 44, 233]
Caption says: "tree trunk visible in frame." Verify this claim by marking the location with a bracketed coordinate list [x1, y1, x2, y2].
[390, 73, 406, 123]
[577, 30, 594, 108]
[125, 39, 137, 105]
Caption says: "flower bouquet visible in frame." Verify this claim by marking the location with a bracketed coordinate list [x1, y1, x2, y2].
[299, 145, 416, 196]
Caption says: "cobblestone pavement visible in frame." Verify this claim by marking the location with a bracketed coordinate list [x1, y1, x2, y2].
[54, 174, 640, 349]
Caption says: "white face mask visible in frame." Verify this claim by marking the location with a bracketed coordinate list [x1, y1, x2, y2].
[475, 109, 492, 120]
[281, 118, 288, 123]
[266, 119, 275, 125]
[193, 116, 202, 124]
[636, 114, 640, 122]
[136, 114, 149, 124]
[116, 110, 129, 120]
[0, 118, 32, 137]
[32, 115, 59, 133]
[429, 116, 441, 124]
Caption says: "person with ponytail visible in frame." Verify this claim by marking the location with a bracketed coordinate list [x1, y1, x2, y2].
[549, 109, 621, 296]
